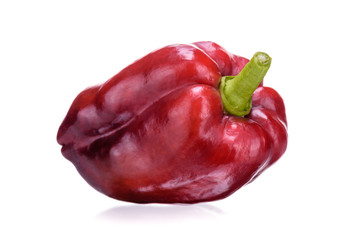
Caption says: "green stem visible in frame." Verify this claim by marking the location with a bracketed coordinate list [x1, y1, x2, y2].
[219, 52, 271, 116]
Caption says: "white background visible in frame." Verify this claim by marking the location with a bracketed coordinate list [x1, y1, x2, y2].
[1, 0, 359, 239]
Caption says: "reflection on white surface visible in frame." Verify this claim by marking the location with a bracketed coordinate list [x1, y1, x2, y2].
[96, 203, 225, 223]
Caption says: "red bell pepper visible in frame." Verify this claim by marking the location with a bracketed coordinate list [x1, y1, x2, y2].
[57, 41, 287, 203]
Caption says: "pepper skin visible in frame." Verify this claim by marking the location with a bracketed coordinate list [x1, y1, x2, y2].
[57, 41, 287, 203]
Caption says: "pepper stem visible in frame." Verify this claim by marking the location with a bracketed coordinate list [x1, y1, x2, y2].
[219, 52, 271, 116]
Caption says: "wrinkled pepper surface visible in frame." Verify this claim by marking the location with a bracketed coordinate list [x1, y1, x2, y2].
[57, 41, 288, 203]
